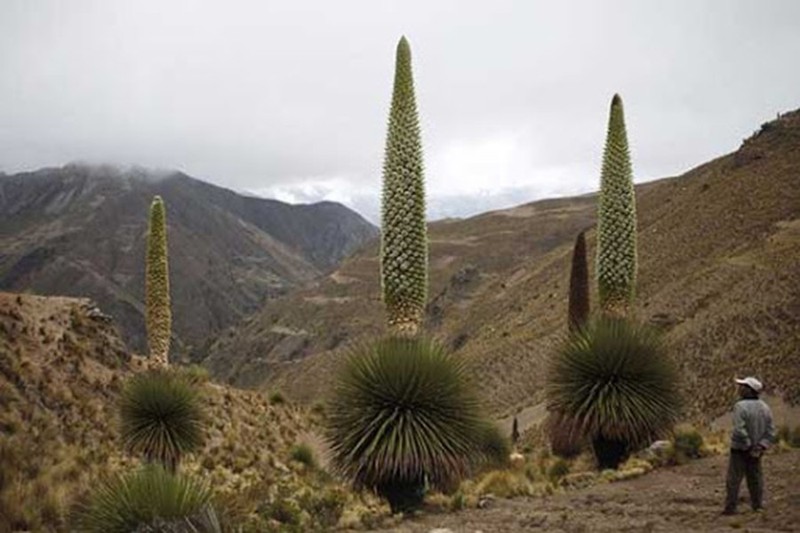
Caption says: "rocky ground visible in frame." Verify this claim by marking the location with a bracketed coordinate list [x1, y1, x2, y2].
[380, 449, 800, 533]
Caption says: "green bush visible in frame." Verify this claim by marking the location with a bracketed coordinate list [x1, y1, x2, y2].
[547, 318, 682, 469]
[73, 465, 218, 533]
[547, 458, 570, 482]
[268, 391, 286, 405]
[673, 427, 705, 460]
[119, 369, 204, 472]
[478, 423, 512, 468]
[326, 336, 489, 512]
[180, 364, 210, 385]
[289, 443, 317, 469]
[297, 486, 347, 529]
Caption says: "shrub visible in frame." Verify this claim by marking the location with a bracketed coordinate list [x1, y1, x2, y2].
[547, 318, 682, 469]
[73, 465, 218, 533]
[289, 443, 317, 469]
[478, 423, 512, 468]
[268, 391, 286, 405]
[326, 336, 489, 512]
[120, 369, 204, 472]
[297, 486, 347, 529]
[475, 470, 534, 498]
[180, 364, 210, 385]
[547, 458, 570, 482]
[672, 427, 705, 460]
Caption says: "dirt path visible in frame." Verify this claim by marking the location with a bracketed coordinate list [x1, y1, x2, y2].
[378, 450, 800, 532]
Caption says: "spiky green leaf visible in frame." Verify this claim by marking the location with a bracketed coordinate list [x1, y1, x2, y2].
[73, 465, 218, 533]
[325, 337, 488, 494]
[120, 370, 204, 471]
[546, 318, 682, 450]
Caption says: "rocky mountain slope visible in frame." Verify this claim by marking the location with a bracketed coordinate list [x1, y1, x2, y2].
[0, 292, 320, 531]
[0, 164, 377, 354]
[202, 108, 800, 422]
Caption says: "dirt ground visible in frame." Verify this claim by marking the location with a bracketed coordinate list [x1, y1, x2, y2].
[379, 449, 800, 533]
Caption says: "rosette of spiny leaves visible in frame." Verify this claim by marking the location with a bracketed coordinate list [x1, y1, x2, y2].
[145, 195, 172, 365]
[596, 94, 637, 316]
[326, 336, 488, 511]
[380, 36, 428, 336]
[73, 465, 219, 533]
[120, 369, 204, 473]
[546, 318, 682, 469]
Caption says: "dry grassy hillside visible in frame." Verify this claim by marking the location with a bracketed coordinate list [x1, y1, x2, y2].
[203, 108, 800, 424]
[0, 292, 320, 531]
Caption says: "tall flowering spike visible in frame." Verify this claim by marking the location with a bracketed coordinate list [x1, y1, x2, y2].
[596, 94, 637, 316]
[380, 36, 428, 336]
[145, 196, 171, 365]
[568, 230, 590, 331]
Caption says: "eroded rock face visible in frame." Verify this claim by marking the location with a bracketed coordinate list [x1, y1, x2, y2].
[0, 164, 377, 354]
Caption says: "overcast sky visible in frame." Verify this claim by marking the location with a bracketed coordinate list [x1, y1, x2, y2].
[1, 1, 799, 222]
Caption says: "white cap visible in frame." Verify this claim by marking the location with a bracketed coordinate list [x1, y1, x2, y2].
[735, 377, 763, 392]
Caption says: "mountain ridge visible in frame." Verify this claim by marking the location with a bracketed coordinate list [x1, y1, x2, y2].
[0, 163, 378, 354]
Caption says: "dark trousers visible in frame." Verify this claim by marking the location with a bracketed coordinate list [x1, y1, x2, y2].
[725, 449, 763, 511]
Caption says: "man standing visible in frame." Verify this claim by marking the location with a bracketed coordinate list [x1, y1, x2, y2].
[723, 376, 777, 515]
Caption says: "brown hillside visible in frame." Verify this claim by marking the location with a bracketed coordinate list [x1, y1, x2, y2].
[0, 292, 313, 531]
[203, 109, 800, 424]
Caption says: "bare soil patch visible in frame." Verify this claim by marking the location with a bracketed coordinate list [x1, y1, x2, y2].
[379, 450, 800, 532]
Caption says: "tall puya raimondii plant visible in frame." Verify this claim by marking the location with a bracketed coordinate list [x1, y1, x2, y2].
[547, 96, 681, 468]
[596, 94, 637, 317]
[327, 37, 497, 513]
[545, 231, 591, 458]
[146, 195, 171, 366]
[380, 35, 428, 336]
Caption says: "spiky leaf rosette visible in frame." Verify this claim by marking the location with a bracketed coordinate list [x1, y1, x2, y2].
[326, 337, 486, 506]
[73, 465, 219, 533]
[120, 370, 204, 472]
[145, 195, 172, 365]
[596, 95, 637, 316]
[568, 230, 590, 331]
[546, 318, 681, 456]
[380, 37, 428, 336]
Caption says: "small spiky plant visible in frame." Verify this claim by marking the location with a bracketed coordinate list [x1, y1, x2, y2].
[568, 230, 590, 331]
[120, 370, 204, 472]
[596, 95, 637, 316]
[326, 337, 487, 511]
[380, 36, 428, 336]
[74, 465, 219, 533]
[547, 318, 681, 469]
[145, 195, 171, 365]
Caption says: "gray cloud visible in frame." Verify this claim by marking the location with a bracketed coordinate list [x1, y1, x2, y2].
[1, 0, 799, 221]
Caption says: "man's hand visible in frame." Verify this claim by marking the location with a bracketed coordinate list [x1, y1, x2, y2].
[749, 445, 764, 458]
